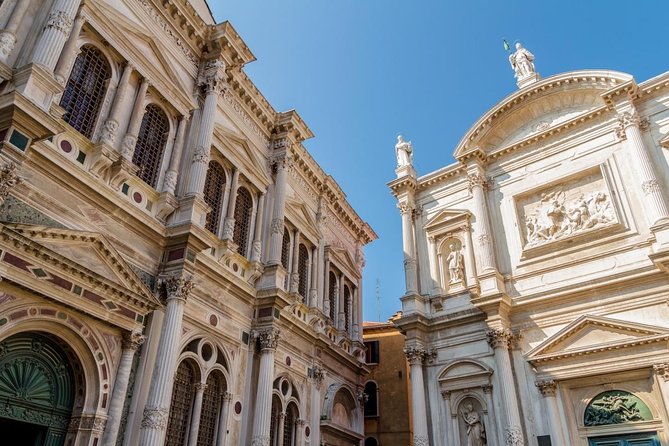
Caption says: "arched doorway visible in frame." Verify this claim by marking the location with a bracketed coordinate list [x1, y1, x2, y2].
[0, 332, 78, 446]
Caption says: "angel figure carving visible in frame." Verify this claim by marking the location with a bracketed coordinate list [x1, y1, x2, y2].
[462, 403, 486, 446]
[509, 42, 536, 79]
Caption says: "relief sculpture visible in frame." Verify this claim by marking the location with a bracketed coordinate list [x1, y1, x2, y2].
[584, 391, 651, 426]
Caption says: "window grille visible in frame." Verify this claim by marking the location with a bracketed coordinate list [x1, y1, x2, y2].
[60, 45, 111, 139]
[197, 372, 224, 446]
[364, 381, 379, 417]
[203, 161, 226, 234]
[328, 271, 337, 321]
[269, 395, 281, 446]
[165, 360, 196, 446]
[233, 187, 253, 256]
[133, 104, 170, 187]
[297, 244, 309, 298]
[344, 285, 351, 331]
[282, 404, 297, 446]
[281, 229, 291, 270]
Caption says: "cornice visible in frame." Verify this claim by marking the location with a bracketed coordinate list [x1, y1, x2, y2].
[636, 70, 669, 101]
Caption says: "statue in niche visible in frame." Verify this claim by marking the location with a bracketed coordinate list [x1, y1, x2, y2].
[461, 402, 486, 446]
[509, 42, 536, 79]
[395, 135, 413, 167]
[445, 243, 464, 283]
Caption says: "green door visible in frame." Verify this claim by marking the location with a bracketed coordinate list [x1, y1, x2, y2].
[0, 333, 76, 446]
[588, 432, 660, 446]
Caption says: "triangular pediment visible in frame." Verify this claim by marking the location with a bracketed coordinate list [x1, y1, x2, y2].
[214, 126, 270, 188]
[424, 208, 470, 231]
[286, 199, 318, 232]
[526, 315, 669, 363]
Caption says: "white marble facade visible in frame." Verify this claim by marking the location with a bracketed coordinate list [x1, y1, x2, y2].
[390, 63, 669, 445]
[0, 1, 375, 446]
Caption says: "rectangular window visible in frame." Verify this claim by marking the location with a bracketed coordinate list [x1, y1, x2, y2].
[364, 340, 380, 364]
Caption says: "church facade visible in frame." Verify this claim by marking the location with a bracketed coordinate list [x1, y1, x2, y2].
[0, 1, 375, 446]
[390, 48, 669, 446]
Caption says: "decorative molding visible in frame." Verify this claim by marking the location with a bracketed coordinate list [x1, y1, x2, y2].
[138, 0, 198, 64]
[0, 163, 20, 207]
[223, 89, 270, 147]
[535, 380, 557, 397]
[192, 145, 210, 164]
[486, 328, 513, 350]
[45, 10, 73, 35]
[505, 426, 524, 446]
[653, 363, 669, 381]
[481, 384, 493, 394]
[642, 179, 661, 196]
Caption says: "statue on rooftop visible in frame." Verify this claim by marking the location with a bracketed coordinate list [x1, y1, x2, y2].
[395, 135, 413, 167]
[509, 42, 536, 80]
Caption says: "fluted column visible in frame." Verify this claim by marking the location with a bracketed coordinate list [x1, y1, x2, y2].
[186, 59, 227, 196]
[404, 346, 429, 446]
[295, 419, 305, 446]
[163, 114, 189, 195]
[222, 169, 240, 240]
[323, 256, 331, 316]
[464, 225, 478, 287]
[617, 110, 669, 226]
[31, 0, 81, 71]
[99, 63, 134, 146]
[486, 329, 523, 446]
[100, 332, 145, 446]
[337, 273, 345, 329]
[310, 365, 324, 444]
[267, 153, 291, 264]
[653, 364, 669, 425]
[536, 380, 565, 446]
[216, 392, 233, 446]
[428, 236, 442, 295]
[0, 0, 32, 63]
[468, 170, 497, 272]
[139, 275, 194, 446]
[290, 229, 301, 294]
[250, 192, 266, 262]
[251, 328, 280, 446]
[120, 78, 149, 160]
[398, 202, 418, 295]
[276, 412, 286, 446]
[53, 10, 85, 83]
[187, 383, 207, 446]
[441, 391, 455, 446]
[309, 246, 318, 307]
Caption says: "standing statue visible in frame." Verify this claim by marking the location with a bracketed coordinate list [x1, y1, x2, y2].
[509, 42, 536, 79]
[462, 403, 486, 446]
[395, 135, 413, 167]
[446, 243, 464, 283]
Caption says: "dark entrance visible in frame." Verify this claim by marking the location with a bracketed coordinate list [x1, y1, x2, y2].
[0, 332, 78, 446]
[588, 432, 660, 446]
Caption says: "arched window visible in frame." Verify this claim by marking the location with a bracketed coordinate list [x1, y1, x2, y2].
[281, 229, 291, 269]
[297, 243, 309, 298]
[328, 271, 337, 321]
[283, 402, 299, 446]
[60, 45, 111, 139]
[133, 104, 170, 187]
[344, 285, 351, 331]
[364, 381, 379, 417]
[365, 438, 379, 446]
[233, 186, 253, 255]
[269, 395, 282, 446]
[197, 371, 224, 446]
[165, 360, 197, 446]
[203, 161, 226, 234]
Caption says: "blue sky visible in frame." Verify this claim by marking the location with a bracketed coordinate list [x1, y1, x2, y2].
[209, 1, 669, 322]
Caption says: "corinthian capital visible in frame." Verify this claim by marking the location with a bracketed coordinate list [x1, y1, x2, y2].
[121, 331, 145, 351]
[270, 151, 293, 170]
[617, 111, 641, 130]
[198, 58, 228, 96]
[397, 202, 414, 215]
[403, 345, 427, 365]
[485, 328, 513, 350]
[535, 379, 557, 397]
[254, 328, 281, 351]
[161, 274, 194, 302]
[653, 363, 669, 381]
[0, 163, 20, 206]
[467, 173, 491, 192]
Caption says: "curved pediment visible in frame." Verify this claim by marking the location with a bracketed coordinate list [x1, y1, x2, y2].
[454, 70, 634, 159]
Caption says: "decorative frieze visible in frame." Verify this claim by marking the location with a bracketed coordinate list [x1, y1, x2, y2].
[0, 163, 20, 206]
[486, 328, 513, 350]
[138, 0, 198, 64]
[223, 89, 270, 147]
[535, 380, 557, 397]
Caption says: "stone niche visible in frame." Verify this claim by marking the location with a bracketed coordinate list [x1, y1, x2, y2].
[514, 164, 622, 254]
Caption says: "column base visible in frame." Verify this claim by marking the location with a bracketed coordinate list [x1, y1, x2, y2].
[87, 143, 120, 180]
[173, 194, 211, 229]
[400, 292, 428, 316]
[155, 191, 178, 222]
[478, 270, 505, 297]
[256, 263, 287, 291]
[13, 63, 62, 111]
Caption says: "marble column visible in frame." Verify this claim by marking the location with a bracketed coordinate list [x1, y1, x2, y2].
[250, 192, 266, 262]
[398, 202, 418, 295]
[295, 419, 305, 446]
[120, 78, 149, 160]
[404, 346, 429, 446]
[251, 328, 280, 446]
[163, 114, 189, 195]
[464, 225, 478, 287]
[310, 365, 324, 444]
[0, 0, 32, 63]
[99, 63, 134, 146]
[486, 329, 524, 446]
[653, 364, 669, 423]
[53, 10, 85, 83]
[332, 278, 340, 324]
[618, 110, 669, 226]
[100, 332, 145, 446]
[536, 380, 565, 446]
[483, 384, 501, 446]
[276, 412, 286, 446]
[290, 229, 301, 294]
[309, 246, 318, 307]
[468, 171, 497, 272]
[428, 236, 442, 295]
[216, 392, 233, 446]
[187, 383, 207, 446]
[267, 153, 291, 265]
[441, 391, 455, 446]
[31, 0, 81, 71]
[139, 275, 194, 446]
[337, 273, 345, 330]
[222, 169, 240, 241]
[323, 256, 331, 316]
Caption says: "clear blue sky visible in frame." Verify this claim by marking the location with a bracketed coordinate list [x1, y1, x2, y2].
[209, 1, 669, 322]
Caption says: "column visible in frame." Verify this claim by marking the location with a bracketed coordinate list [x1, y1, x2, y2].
[267, 152, 291, 264]
[99, 63, 134, 146]
[251, 328, 280, 446]
[310, 366, 324, 444]
[216, 392, 233, 446]
[486, 328, 524, 446]
[120, 78, 149, 160]
[332, 278, 340, 324]
[163, 114, 189, 195]
[464, 225, 478, 287]
[468, 169, 497, 272]
[222, 169, 240, 240]
[653, 364, 669, 425]
[428, 236, 442, 295]
[0, 0, 32, 63]
[404, 346, 429, 446]
[398, 202, 418, 295]
[337, 273, 345, 330]
[187, 383, 207, 446]
[323, 256, 331, 316]
[352, 287, 361, 340]
[186, 60, 227, 196]
[309, 246, 318, 307]
[290, 229, 300, 294]
[441, 391, 455, 446]
[295, 419, 305, 446]
[53, 10, 85, 83]
[31, 0, 81, 71]
[250, 192, 266, 262]
[618, 110, 669, 226]
[536, 380, 565, 446]
[483, 384, 502, 446]
[346, 288, 353, 337]
[100, 332, 145, 446]
[276, 412, 286, 446]
[139, 275, 194, 446]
